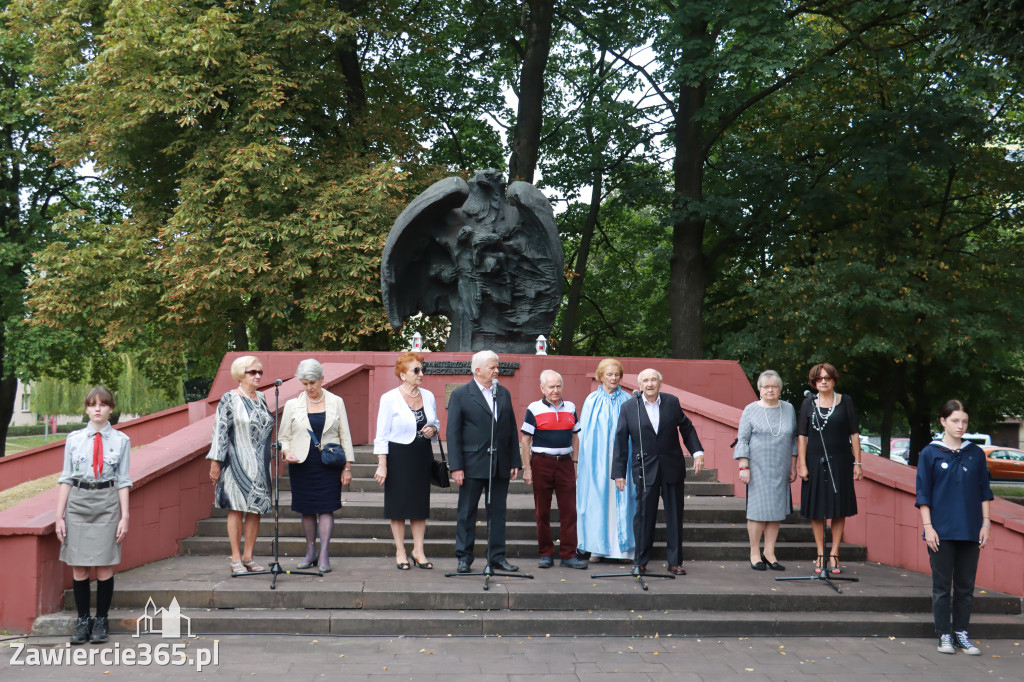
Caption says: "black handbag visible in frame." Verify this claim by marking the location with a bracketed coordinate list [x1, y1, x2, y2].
[430, 439, 451, 488]
[307, 428, 348, 468]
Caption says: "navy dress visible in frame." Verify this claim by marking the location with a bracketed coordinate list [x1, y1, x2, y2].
[288, 412, 343, 514]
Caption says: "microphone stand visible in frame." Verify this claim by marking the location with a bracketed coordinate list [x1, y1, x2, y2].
[776, 392, 858, 593]
[593, 390, 675, 590]
[236, 379, 322, 588]
[446, 379, 534, 590]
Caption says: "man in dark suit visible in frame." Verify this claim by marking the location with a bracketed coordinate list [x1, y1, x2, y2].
[448, 350, 522, 573]
[613, 368, 704, 575]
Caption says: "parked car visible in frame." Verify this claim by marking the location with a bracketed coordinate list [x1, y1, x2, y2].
[982, 446, 1024, 481]
[860, 441, 882, 456]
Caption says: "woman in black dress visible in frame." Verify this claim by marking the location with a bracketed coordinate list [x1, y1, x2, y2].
[373, 352, 440, 569]
[279, 359, 354, 573]
[797, 363, 863, 575]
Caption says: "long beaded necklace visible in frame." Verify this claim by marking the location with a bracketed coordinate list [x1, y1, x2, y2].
[760, 401, 782, 438]
[811, 395, 837, 432]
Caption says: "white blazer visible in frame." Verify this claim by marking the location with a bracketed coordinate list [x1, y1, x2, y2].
[374, 387, 440, 455]
[279, 390, 354, 464]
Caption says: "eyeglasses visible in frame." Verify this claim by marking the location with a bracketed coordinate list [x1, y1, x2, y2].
[245, 369, 264, 376]
[815, 376, 833, 382]
[411, 367, 422, 375]
[761, 385, 781, 390]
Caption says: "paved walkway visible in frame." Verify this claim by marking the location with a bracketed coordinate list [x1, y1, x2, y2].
[3, 633, 1021, 680]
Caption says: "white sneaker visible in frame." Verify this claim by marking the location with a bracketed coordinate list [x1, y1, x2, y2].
[937, 633, 955, 654]
[954, 631, 981, 655]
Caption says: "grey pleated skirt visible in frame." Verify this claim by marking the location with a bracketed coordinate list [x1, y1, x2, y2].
[60, 485, 122, 566]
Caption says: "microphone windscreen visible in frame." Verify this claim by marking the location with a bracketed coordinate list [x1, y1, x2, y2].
[492, 378, 499, 388]
[274, 379, 283, 387]
[633, 390, 642, 399]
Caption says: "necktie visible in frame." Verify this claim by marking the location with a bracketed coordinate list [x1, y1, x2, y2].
[92, 432, 104, 479]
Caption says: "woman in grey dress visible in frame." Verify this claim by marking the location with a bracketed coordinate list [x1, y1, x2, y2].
[734, 370, 797, 571]
[207, 355, 274, 576]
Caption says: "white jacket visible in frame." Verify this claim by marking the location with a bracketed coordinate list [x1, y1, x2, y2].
[374, 386, 440, 454]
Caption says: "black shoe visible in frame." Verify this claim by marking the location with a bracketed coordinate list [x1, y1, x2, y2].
[456, 559, 472, 573]
[490, 559, 519, 572]
[560, 556, 589, 569]
[70, 616, 92, 645]
[750, 560, 767, 571]
[761, 552, 785, 571]
[90, 616, 109, 644]
[537, 555, 554, 568]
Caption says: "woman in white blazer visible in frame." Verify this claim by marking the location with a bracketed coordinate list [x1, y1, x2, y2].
[279, 359, 354, 573]
[374, 352, 440, 569]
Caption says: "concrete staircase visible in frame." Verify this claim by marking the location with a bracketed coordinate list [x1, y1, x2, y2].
[34, 445, 1024, 638]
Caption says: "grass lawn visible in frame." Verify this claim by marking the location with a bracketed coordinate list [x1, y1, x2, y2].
[992, 484, 1024, 506]
[4, 434, 67, 455]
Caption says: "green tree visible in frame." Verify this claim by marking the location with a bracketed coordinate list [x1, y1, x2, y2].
[707, 18, 1024, 462]
[16, 0, 442, 389]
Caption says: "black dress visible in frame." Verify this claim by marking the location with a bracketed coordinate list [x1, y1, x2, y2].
[288, 412, 343, 514]
[798, 395, 859, 520]
[383, 407, 432, 520]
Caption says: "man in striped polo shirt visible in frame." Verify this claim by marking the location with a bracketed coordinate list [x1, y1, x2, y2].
[520, 370, 589, 569]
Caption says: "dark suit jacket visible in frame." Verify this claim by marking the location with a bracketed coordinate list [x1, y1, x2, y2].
[612, 392, 703, 486]
[447, 380, 522, 479]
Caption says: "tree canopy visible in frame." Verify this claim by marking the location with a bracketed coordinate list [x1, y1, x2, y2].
[2, 0, 1023, 461]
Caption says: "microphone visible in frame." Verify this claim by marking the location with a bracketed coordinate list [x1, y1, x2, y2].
[491, 378, 499, 388]
[274, 379, 283, 387]
[804, 389, 815, 399]
[633, 390, 642, 399]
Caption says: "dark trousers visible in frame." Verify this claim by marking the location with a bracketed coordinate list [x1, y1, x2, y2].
[530, 455, 578, 559]
[455, 477, 510, 564]
[634, 476, 686, 567]
[928, 539, 981, 634]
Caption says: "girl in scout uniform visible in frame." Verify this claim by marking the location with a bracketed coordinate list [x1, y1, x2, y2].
[55, 386, 132, 645]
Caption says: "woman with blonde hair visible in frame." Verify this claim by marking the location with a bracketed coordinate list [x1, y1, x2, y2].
[576, 358, 635, 561]
[279, 359, 354, 573]
[207, 355, 274, 576]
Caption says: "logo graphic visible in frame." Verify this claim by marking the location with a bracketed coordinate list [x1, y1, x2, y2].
[135, 597, 195, 638]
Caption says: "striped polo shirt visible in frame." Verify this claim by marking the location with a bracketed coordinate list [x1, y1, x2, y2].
[521, 399, 580, 455]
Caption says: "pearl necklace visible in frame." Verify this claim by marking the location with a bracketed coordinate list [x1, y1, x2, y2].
[812, 395, 836, 431]
[306, 392, 325, 405]
[760, 401, 782, 438]
[400, 384, 421, 398]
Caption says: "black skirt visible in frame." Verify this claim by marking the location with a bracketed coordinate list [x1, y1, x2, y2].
[383, 437, 433, 520]
[289, 412, 342, 515]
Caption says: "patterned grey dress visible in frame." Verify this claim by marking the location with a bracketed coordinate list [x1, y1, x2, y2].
[734, 401, 798, 522]
[206, 391, 273, 514]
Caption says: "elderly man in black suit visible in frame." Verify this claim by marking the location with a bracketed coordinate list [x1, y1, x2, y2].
[448, 350, 522, 573]
[613, 368, 704, 575]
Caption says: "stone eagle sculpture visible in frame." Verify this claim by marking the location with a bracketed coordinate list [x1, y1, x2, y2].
[381, 170, 564, 353]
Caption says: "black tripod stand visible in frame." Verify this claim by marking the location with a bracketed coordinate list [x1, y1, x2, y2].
[776, 393, 858, 593]
[235, 379, 322, 589]
[593, 390, 675, 591]
[445, 379, 534, 590]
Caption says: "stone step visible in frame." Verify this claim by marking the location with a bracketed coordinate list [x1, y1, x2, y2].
[207, 496, 772, 524]
[191, 517, 818, 544]
[272, 476, 733, 495]
[177, 535, 865, 562]
[34, 556, 1024, 638]
[33, 608, 1024, 639]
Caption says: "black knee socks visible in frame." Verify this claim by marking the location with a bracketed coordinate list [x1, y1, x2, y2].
[95, 577, 114, 618]
[72, 579, 91, 618]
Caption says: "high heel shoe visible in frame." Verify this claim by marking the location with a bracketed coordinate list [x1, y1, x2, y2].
[761, 552, 785, 571]
[828, 554, 841, 575]
[411, 556, 433, 569]
[813, 555, 824, 574]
